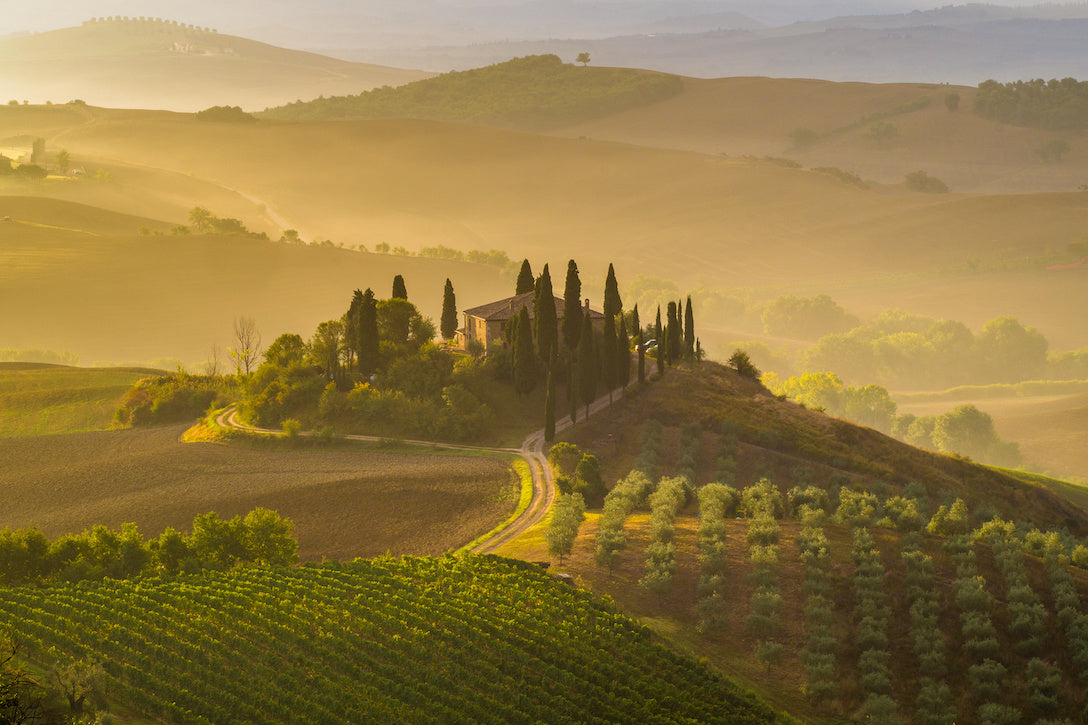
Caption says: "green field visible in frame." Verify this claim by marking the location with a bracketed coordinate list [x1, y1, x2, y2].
[0, 363, 160, 437]
[0, 555, 789, 725]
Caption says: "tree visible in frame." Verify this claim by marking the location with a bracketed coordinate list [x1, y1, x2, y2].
[55, 149, 70, 174]
[684, 295, 695, 359]
[1035, 138, 1070, 163]
[30, 138, 44, 164]
[391, 274, 408, 300]
[310, 320, 345, 384]
[440, 278, 458, 341]
[534, 264, 558, 366]
[516, 259, 534, 295]
[54, 659, 106, 720]
[633, 304, 645, 384]
[357, 288, 379, 377]
[1, 636, 43, 724]
[976, 316, 1047, 382]
[561, 259, 583, 350]
[729, 349, 761, 379]
[546, 493, 586, 564]
[241, 507, 298, 566]
[665, 301, 681, 364]
[230, 316, 262, 375]
[513, 306, 537, 395]
[603, 263, 622, 319]
[544, 369, 556, 441]
[576, 52, 591, 67]
[602, 303, 617, 403]
[945, 92, 960, 112]
[617, 312, 631, 391]
[189, 206, 214, 232]
[579, 314, 598, 417]
[575, 453, 607, 507]
[654, 306, 664, 377]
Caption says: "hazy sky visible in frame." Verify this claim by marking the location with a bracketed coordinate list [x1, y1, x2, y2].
[0, 1, 1064, 39]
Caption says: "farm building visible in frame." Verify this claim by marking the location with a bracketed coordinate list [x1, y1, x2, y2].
[457, 292, 604, 351]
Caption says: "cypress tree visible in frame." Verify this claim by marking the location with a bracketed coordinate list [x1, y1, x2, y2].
[602, 305, 617, 403]
[357, 288, 379, 377]
[534, 264, 558, 366]
[516, 259, 534, 295]
[513, 306, 537, 395]
[561, 260, 582, 352]
[544, 369, 556, 442]
[633, 305, 645, 384]
[655, 306, 664, 377]
[344, 288, 364, 370]
[440, 278, 458, 341]
[617, 312, 631, 391]
[666, 301, 682, 364]
[684, 295, 695, 359]
[603, 263, 622, 319]
[391, 274, 408, 300]
[579, 314, 598, 418]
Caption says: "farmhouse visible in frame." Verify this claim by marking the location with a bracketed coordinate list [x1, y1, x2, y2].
[457, 292, 605, 351]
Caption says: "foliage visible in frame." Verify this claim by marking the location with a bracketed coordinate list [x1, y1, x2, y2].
[545, 493, 586, 564]
[595, 469, 655, 574]
[761, 294, 857, 340]
[194, 105, 257, 123]
[0, 508, 296, 585]
[974, 77, 1088, 129]
[729, 349, 760, 379]
[904, 170, 949, 193]
[115, 372, 236, 427]
[763, 371, 897, 433]
[0, 557, 786, 725]
[261, 54, 684, 130]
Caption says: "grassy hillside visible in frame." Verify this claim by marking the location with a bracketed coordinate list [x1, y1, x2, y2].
[260, 54, 684, 131]
[0, 556, 790, 724]
[0, 18, 432, 111]
[556, 76, 1088, 194]
[564, 363, 1088, 535]
[0, 424, 517, 562]
[0, 197, 512, 364]
[0, 363, 161, 437]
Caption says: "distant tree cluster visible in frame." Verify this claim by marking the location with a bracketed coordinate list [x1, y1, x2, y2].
[904, 170, 949, 194]
[114, 372, 237, 427]
[975, 77, 1088, 129]
[0, 508, 297, 586]
[183, 207, 267, 238]
[195, 105, 256, 123]
[260, 54, 684, 131]
[761, 294, 858, 340]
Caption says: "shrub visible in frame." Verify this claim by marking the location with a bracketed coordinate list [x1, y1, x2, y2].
[904, 170, 949, 193]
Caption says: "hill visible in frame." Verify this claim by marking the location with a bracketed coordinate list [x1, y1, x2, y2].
[0, 556, 790, 724]
[0, 363, 162, 437]
[0, 17, 432, 111]
[260, 54, 684, 131]
[0, 197, 512, 364]
[563, 362, 1088, 535]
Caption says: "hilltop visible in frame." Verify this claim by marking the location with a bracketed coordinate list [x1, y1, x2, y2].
[0, 17, 431, 111]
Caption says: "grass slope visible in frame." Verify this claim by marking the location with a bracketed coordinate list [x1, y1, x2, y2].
[0, 19, 432, 111]
[0, 556, 790, 724]
[260, 54, 684, 131]
[564, 363, 1088, 535]
[0, 363, 161, 437]
[0, 425, 517, 561]
[0, 197, 512, 364]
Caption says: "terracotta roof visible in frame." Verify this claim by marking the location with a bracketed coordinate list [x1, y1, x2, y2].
[463, 292, 605, 322]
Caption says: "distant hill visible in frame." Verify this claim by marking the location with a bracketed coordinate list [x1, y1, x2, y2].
[260, 54, 684, 131]
[338, 17, 1088, 86]
[0, 17, 432, 111]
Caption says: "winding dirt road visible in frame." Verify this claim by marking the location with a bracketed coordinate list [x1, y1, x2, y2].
[214, 389, 621, 554]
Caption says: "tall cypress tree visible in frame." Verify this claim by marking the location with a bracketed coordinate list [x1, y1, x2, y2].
[391, 275, 408, 300]
[544, 369, 556, 442]
[633, 305, 644, 384]
[579, 314, 598, 418]
[602, 305, 617, 404]
[534, 264, 558, 367]
[440, 278, 458, 341]
[617, 312, 631, 391]
[561, 260, 582, 352]
[654, 306, 664, 377]
[666, 301, 681, 364]
[357, 288, 379, 377]
[344, 288, 364, 370]
[516, 259, 534, 295]
[513, 306, 537, 395]
[684, 295, 695, 360]
[603, 263, 622, 319]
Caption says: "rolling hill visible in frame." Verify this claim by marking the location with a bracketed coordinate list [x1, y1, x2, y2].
[0, 17, 432, 111]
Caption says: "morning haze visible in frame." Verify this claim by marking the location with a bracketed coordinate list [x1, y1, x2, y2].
[3, 2, 1088, 723]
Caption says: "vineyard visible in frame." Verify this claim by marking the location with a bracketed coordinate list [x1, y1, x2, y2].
[0, 555, 789, 725]
[535, 419, 1088, 724]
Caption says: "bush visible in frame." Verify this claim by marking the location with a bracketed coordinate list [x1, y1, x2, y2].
[905, 170, 949, 193]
